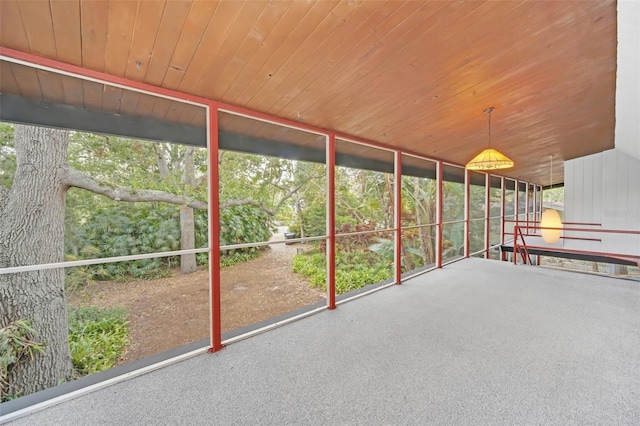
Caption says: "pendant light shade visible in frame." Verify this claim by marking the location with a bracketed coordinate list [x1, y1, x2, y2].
[465, 148, 514, 170]
[466, 107, 514, 171]
[540, 208, 562, 243]
[540, 155, 562, 244]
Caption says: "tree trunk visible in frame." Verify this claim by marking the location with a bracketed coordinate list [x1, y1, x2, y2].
[415, 178, 435, 265]
[180, 147, 197, 273]
[180, 205, 197, 273]
[0, 126, 73, 398]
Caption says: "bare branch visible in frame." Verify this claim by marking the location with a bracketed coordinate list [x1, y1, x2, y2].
[183, 146, 195, 186]
[154, 145, 170, 179]
[194, 174, 208, 188]
[64, 167, 207, 210]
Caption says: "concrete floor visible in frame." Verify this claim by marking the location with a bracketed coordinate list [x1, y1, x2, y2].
[4, 258, 640, 425]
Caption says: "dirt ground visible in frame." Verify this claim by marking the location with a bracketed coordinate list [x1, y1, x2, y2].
[69, 235, 324, 364]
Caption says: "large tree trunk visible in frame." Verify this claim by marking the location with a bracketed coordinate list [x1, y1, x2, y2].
[179, 205, 197, 273]
[0, 126, 73, 397]
[180, 147, 197, 274]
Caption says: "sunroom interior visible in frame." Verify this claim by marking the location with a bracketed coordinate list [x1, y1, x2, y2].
[0, 0, 638, 423]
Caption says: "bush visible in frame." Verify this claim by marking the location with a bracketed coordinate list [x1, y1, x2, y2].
[1, 319, 45, 401]
[292, 248, 393, 294]
[68, 307, 129, 376]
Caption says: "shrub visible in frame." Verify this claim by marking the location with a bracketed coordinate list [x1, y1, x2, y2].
[292, 248, 393, 294]
[68, 307, 129, 376]
[1, 320, 45, 401]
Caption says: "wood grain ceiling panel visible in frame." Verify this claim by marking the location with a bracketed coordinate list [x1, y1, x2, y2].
[143, 1, 191, 86]
[210, 1, 294, 101]
[0, 62, 20, 95]
[230, 0, 341, 107]
[0, 0, 30, 52]
[268, 0, 422, 117]
[104, 0, 137, 77]
[123, 0, 165, 80]
[0, 0, 618, 184]
[50, 0, 81, 65]
[175, 0, 243, 93]
[17, 0, 57, 58]
[161, 0, 218, 90]
[10, 62, 42, 100]
[193, 1, 269, 97]
[248, 0, 377, 112]
[220, 1, 324, 103]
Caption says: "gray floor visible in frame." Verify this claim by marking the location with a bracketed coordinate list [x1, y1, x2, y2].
[4, 259, 640, 425]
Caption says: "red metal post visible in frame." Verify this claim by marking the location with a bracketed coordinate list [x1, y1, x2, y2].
[464, 169, 470, 258]
[500, 177, 506, 261]
[515, 180, 520, 236]
[395, 151, 402, 284]
[436, 161, 443, 268]
[485, 173, 491, 259]
[208, 106, 223, 352]
[327, 134, 336, 310]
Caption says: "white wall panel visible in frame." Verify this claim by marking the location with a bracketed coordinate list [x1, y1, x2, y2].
[567, 149, 640, 256]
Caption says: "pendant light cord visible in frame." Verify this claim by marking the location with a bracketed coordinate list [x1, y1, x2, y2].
[488, 111, 492, 148]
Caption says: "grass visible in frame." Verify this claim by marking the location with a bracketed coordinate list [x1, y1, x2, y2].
[68, 306, 129, 376]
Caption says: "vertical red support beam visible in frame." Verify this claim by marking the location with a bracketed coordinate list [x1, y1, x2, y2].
[208, 105, 222, 352]
[464, 168, 470, 258]
[327, 134, 336, 310]
[436, 161, 443, 268]
[484, 173, 491, 259]
[514, 180, 519, 235]
[501, 177, 506, 261]
[394, 151, 402, 284]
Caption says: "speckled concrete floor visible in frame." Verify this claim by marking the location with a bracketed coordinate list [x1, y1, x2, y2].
[4, 259, 639, 425]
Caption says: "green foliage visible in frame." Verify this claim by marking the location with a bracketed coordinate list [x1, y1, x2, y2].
[1, 319, 45, 402]
[70, 203, 187, 279]
[0, 122, 16, 191]
[220, 205, 274, 246]
[67, 307, 129, 376]
[220, 250, 261, 268]
[292, 245, 393, 295]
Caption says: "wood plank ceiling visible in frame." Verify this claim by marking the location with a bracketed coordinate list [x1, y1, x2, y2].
[0, 0, 618, 184]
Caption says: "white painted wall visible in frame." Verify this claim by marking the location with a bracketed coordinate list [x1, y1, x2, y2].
[615, 0, 640, 160]
[563, 149, 640, 255]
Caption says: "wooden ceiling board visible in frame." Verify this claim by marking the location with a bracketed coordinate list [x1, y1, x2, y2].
[123, 0, 165, 80]
[193, 1, 269, 98]
[160, 0, 219, 91]
[11, 63, 43, 100]
[80, 0, 109, 71]
[291, 1, 457, 123]
[221, 0, 328, 104]
[230, 0, 341, 107]
[209, 1, 294, 102]
[251, 0, 380, 113]
[143, 1, 191, 87]
[18, 0, 57, 58]
[268, 0, 420, 118]
[0, 0, 619, 184]
[37, 69, 65, 104]
[50, 0, 82, 65]
[0, 62, 20, 96]
[100, 85, 123, 115]
[176, 0, 243, 93]
[0, 0, 30, 53]
[119, 89, 142, 119]
[103, 0, 138, 77]
[314, 2, 507, 132]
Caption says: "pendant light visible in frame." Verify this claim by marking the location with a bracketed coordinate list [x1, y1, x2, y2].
[465, 107, 514, 171]
[540, 155, 562, 243]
